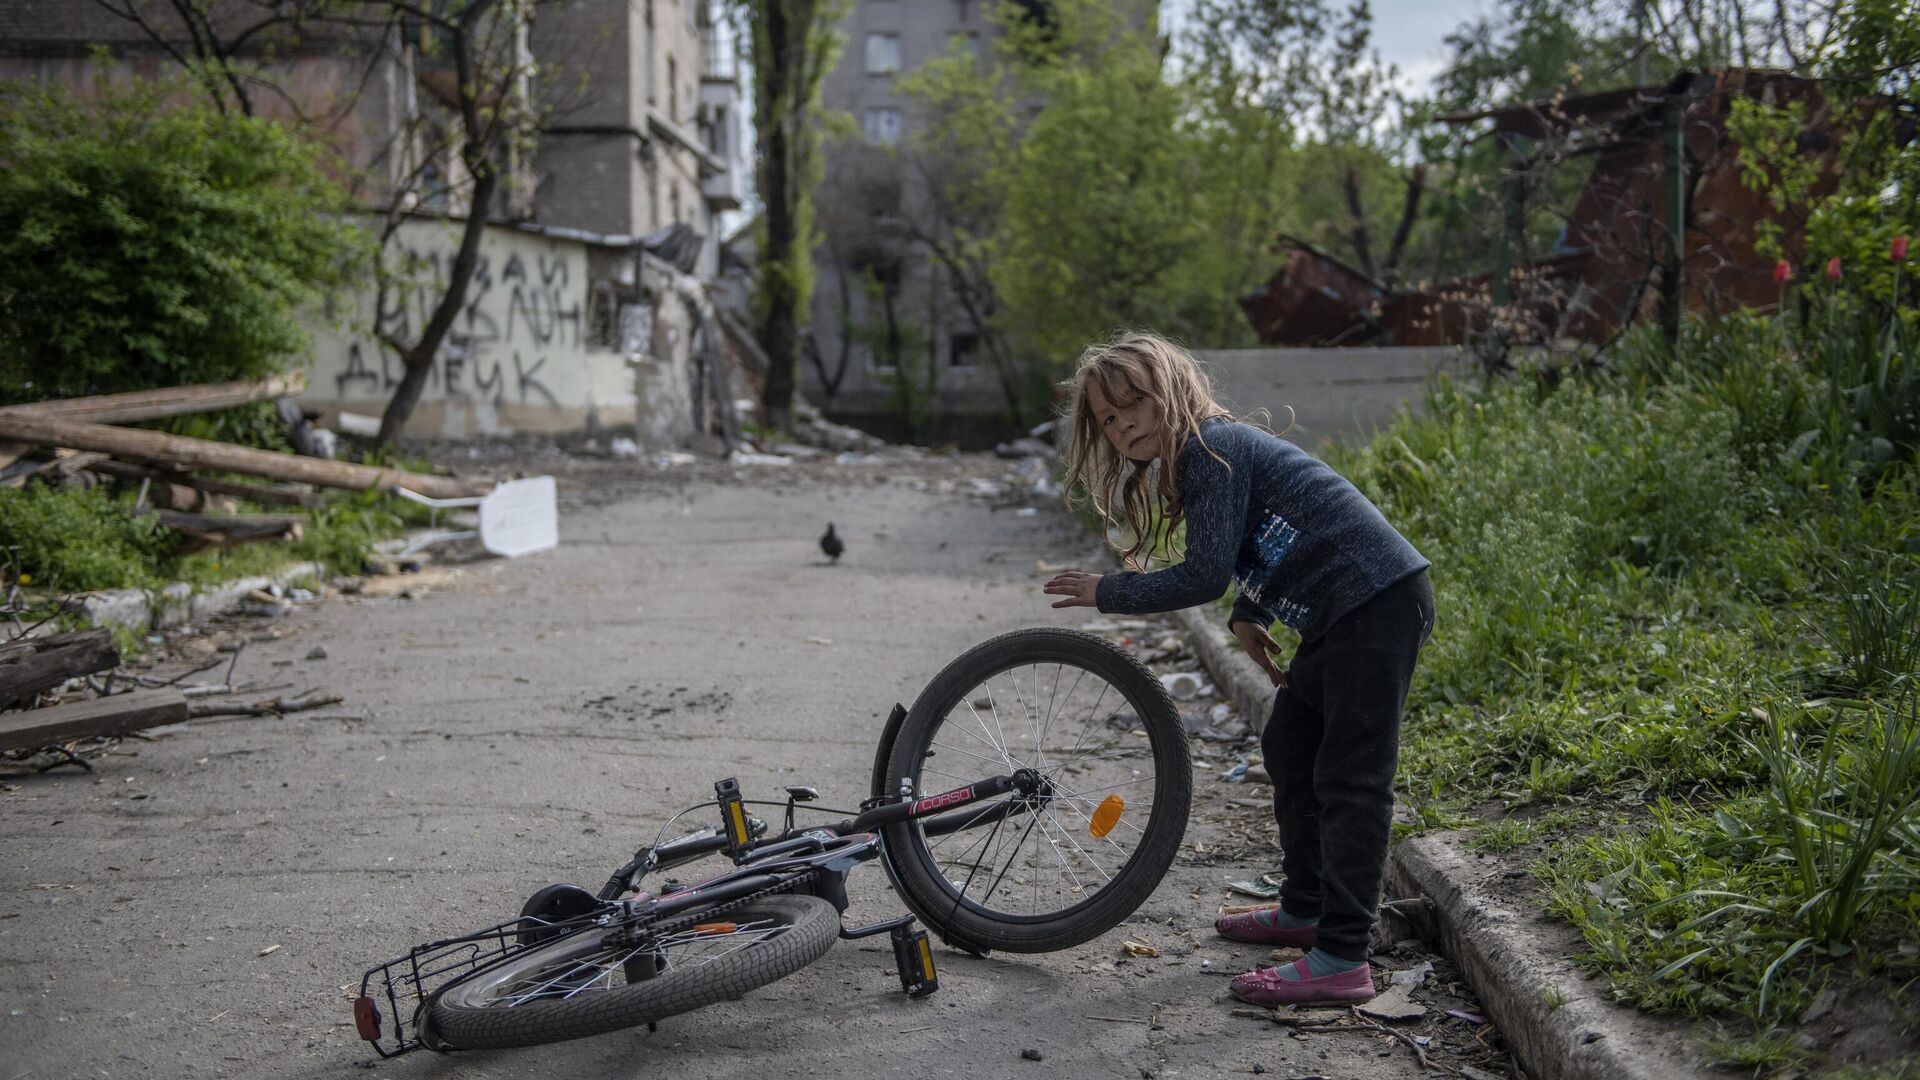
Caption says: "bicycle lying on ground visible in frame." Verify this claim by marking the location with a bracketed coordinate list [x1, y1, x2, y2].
[354, 626, 1193, 1055]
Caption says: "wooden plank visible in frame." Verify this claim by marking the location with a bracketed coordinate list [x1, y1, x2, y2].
[0, 629, 121, 710]
[0, 413, 486, 500]
[0, 373, 307, 424]
[0, 688, 189, 751]
[83, 459, 326, 509]
[153, 509, 303, 555]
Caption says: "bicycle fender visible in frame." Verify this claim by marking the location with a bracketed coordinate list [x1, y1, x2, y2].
[869, 702, 909, 801]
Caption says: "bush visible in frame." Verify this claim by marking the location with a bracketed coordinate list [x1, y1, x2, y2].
[0, 485, 168, 591]
[0, 72, 367, 403]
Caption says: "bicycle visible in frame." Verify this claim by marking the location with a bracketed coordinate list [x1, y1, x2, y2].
[353, 626, 1192, 1055]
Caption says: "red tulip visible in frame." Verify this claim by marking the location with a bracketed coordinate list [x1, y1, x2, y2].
[1894, 235, 1909, 261]
[1773, 259, 1791, 284]
[1827, 257, 1843, 281]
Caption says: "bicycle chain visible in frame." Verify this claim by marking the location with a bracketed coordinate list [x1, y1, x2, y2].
[626, 873, 807, 941]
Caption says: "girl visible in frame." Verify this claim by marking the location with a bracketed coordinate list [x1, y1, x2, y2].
[1041, 331, 1433, 1007]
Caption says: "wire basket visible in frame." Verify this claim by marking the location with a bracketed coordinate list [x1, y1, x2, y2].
[354, 910, 607, 1057]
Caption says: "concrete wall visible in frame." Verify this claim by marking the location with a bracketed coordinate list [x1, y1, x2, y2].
[303, 219, 641, 438]
[1193, 347, 1469, 449]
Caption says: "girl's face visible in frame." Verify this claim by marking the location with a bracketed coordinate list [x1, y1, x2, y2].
[1086, 377, 1160, 463]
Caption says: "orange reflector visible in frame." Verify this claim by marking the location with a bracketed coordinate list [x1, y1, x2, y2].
[691, 922, 738, 935]
[1089, 794, 1125, 838]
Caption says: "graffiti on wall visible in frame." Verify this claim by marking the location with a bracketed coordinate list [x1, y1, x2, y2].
[322, 230, 594, 410]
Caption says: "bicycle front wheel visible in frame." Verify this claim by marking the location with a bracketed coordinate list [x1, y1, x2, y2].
[422, 894, 838, 1050]
[880, 627, 1191, 953]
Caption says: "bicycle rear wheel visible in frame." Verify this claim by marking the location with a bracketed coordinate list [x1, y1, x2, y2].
[422, 894, 838, 1050]
[880, 627, 1191, 953]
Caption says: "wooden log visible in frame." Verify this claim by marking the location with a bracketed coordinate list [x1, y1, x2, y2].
[152, 510, 303, 555]
[0, 373, 307, 424]
[0, 448, 107, 489]
[0, 629, 122, 711]
[84, 459, 326, 509]
[0, 688, 189, 751]
[0, 413, 486, 499]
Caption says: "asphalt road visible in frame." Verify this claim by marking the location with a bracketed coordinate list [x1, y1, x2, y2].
[2, 452, 1443, 1080]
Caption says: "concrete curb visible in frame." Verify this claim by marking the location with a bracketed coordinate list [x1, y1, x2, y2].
[1386, 835, 1710, 1080]
[1176, 600, 1712, 1080]
[74, 562, 327, 636]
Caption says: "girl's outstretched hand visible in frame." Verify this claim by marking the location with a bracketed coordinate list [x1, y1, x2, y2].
[1043, 570, 1102, 609]
[1231, 619, 1289, 688]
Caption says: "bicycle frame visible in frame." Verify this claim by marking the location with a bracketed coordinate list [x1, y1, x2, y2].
[355, 766, 1040, 1057]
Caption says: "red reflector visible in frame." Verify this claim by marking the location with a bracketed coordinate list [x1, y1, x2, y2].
[353, 996, 381, 1042]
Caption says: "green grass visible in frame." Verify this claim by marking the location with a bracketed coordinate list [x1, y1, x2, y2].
[2, 483, 417, 594]
[1203, 313, 1920, 1042]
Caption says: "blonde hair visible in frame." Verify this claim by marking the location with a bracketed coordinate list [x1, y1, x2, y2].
[1060, 330, 1233, 570]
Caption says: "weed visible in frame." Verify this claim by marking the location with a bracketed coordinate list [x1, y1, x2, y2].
[0, 484, 168, 591]
[1700, 1029, 1805, 1073]
[1467, 818, 1539, 854]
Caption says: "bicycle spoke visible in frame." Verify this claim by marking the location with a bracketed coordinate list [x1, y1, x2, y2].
[902, 637, 1186, 926]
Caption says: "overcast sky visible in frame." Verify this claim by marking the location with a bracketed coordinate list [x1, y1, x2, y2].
[1162, 0, 1498, 96]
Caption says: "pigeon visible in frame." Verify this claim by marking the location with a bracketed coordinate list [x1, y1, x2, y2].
[819, 522, 844, 564]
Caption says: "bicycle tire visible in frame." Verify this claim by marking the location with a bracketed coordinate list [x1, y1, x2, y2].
[880, 626, 1191, 953]
[422, 894, 838, 1050]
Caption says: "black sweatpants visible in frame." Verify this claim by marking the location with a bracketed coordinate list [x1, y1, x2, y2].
[1260, 569, 1433, 962]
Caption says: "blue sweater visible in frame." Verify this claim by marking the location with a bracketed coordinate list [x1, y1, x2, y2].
[1093, 418, 1429, 641]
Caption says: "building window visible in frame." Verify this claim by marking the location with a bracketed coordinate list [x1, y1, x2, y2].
[862, 107, 901, 145]
[671, 184, 682, 224]
[419, 161, 451, 212]
[667, 55, 678, 121]
[865, 33, 901, 74]
[955, 0, 971, 20]
[949, 331, 980, 367]
[589, 283, 620, 348]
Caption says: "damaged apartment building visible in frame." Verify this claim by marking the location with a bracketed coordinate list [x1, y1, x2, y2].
[0, 0, 753, 447]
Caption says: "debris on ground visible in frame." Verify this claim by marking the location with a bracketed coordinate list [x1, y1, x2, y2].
[1225, 875, 1285, 900]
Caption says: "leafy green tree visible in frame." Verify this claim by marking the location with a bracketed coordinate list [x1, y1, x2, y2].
[896, 38, 1024, 415]
[737, 0, 846, 434]
[0, 73, 363, 405]
[992, 1, 1200, 371]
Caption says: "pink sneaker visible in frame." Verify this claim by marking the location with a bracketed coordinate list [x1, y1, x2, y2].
[1229, 958, 1376, 1007]
[1214, 907, 1318, 948]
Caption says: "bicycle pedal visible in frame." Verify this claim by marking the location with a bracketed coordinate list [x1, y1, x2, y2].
[890, 924, 938, 997]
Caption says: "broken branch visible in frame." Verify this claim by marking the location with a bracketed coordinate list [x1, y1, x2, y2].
[186, 692, 343, 719]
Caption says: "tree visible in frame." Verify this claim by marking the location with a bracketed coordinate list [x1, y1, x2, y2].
[0, 74, 363, 405]
[352, 1, 538, 446]
[90, 0, 543, 447]
[737, 0, 846, 434]
[894, 0, 1206, 416]
[895, 41, 1026, 418]
[1173, 0, 1425, 320]
[991, 5, 1200, 368]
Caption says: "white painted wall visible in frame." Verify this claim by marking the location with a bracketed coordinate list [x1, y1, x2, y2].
[302, 219, 638, 437]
